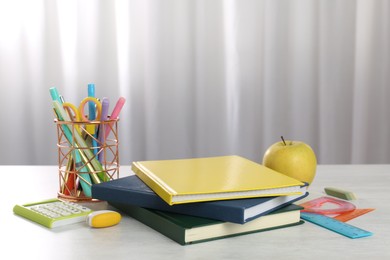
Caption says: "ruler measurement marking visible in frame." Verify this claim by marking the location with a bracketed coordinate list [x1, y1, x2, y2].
[301, 212, 373, 239]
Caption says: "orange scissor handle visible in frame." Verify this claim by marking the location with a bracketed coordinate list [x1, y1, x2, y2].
[78, 97, 102, 122]
[62, 102, 81, 133]
[62, 102, 81, 121]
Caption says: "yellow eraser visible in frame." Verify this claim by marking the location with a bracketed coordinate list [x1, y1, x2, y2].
[324, 187, 357, 200]
[87, 210, 121, 228]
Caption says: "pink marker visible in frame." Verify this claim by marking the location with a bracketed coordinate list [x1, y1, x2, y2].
[105, 97, 126, 139]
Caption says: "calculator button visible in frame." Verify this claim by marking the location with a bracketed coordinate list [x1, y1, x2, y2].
[79, 206, 91, 212]
[59, 211, 71, 216]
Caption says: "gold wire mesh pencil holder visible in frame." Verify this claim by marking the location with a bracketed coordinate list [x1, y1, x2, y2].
[55, 118, 120, 201]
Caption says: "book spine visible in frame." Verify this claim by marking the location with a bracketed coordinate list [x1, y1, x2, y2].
[132, 164, 175, 205]
[245, 192, 309, 222]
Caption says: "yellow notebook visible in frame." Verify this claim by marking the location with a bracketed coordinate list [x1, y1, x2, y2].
[131, 155, 305, 205]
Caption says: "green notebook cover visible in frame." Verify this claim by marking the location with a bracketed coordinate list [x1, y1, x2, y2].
[110, 202, 304, 245]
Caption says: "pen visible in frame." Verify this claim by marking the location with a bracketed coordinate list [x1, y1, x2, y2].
[100, 97, 110, 122]
[88, 83, 98, 155]
[88, 83, 96, 121]
[53, 100, 104, 180]
[105, 97, 126, 139]
[62, 155, 75, 195]
[98, 97, 109, 163]
[49, 87, 62, 104]
[52, 101, 95, 194]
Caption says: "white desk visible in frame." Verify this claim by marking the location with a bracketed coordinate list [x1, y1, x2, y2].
[2, 165, 389, 259]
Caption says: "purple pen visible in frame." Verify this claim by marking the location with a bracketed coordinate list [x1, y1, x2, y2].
[98, 97, 110, 163]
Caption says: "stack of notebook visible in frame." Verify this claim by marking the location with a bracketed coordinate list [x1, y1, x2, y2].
[92, 155, 308, 245]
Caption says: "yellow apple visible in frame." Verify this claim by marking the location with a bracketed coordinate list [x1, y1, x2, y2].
[262, 137, 317, 185]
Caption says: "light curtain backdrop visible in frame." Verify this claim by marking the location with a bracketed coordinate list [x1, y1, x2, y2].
[0, 0, 389, 165]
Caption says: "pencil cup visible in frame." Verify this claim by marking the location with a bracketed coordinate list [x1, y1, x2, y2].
[55, 118, 120, 201]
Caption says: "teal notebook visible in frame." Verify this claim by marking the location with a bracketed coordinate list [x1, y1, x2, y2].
[110, 202, 304, 245]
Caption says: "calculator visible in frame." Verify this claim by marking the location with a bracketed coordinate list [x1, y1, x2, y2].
[13, 198, 93, 228]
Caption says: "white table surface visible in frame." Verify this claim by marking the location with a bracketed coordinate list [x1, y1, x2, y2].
[2, 165, 389, 260]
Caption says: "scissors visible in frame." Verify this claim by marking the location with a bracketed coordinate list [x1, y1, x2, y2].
[63, 96, 102, 165]
[62, 97, 102, 137]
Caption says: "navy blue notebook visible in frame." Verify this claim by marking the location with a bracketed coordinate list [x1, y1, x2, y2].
[92, 175, 308, 224]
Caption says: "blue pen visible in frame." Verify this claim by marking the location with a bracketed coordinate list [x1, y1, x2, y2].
[88, 83, 98, 155]
[98, 97, 109, 163]
[88, 83, 96, 121]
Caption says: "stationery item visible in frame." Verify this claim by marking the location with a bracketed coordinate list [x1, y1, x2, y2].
[87, 83, 96, 122]
[55, 99, 105, 176]
[300, 196, 356, 215]
[78, 97, 102, 163]
[333, 208, 375, 222]
[63, 97, 102, 166]
[51, 86, 121, 201]
[61, 150, 93, 197]
[62, 101, 81, 132]
[54, 106, 80, 196]
[62, 102, 92, 194]
[92, 175, 309, 224]
[98, 97, 109, 163]
[300, 212, 373, 239]
[13, 198, 93, 228]
[324, 187, 357, 200]
[110, 202, 303, 245]
[53, 101, 103, 184]
[87, 84, 98, 154]
[73, 157, 93, 197]
[86, 210, 121, 228]
[99, 97, 110, 123]
[78, 97, 102, 124]
[62, 157, 76, 195]
[49, 87, 62, 103]
[53, 101, 93, 196]
[132, 155, 305, 205]
[105, 97, 125, 139]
